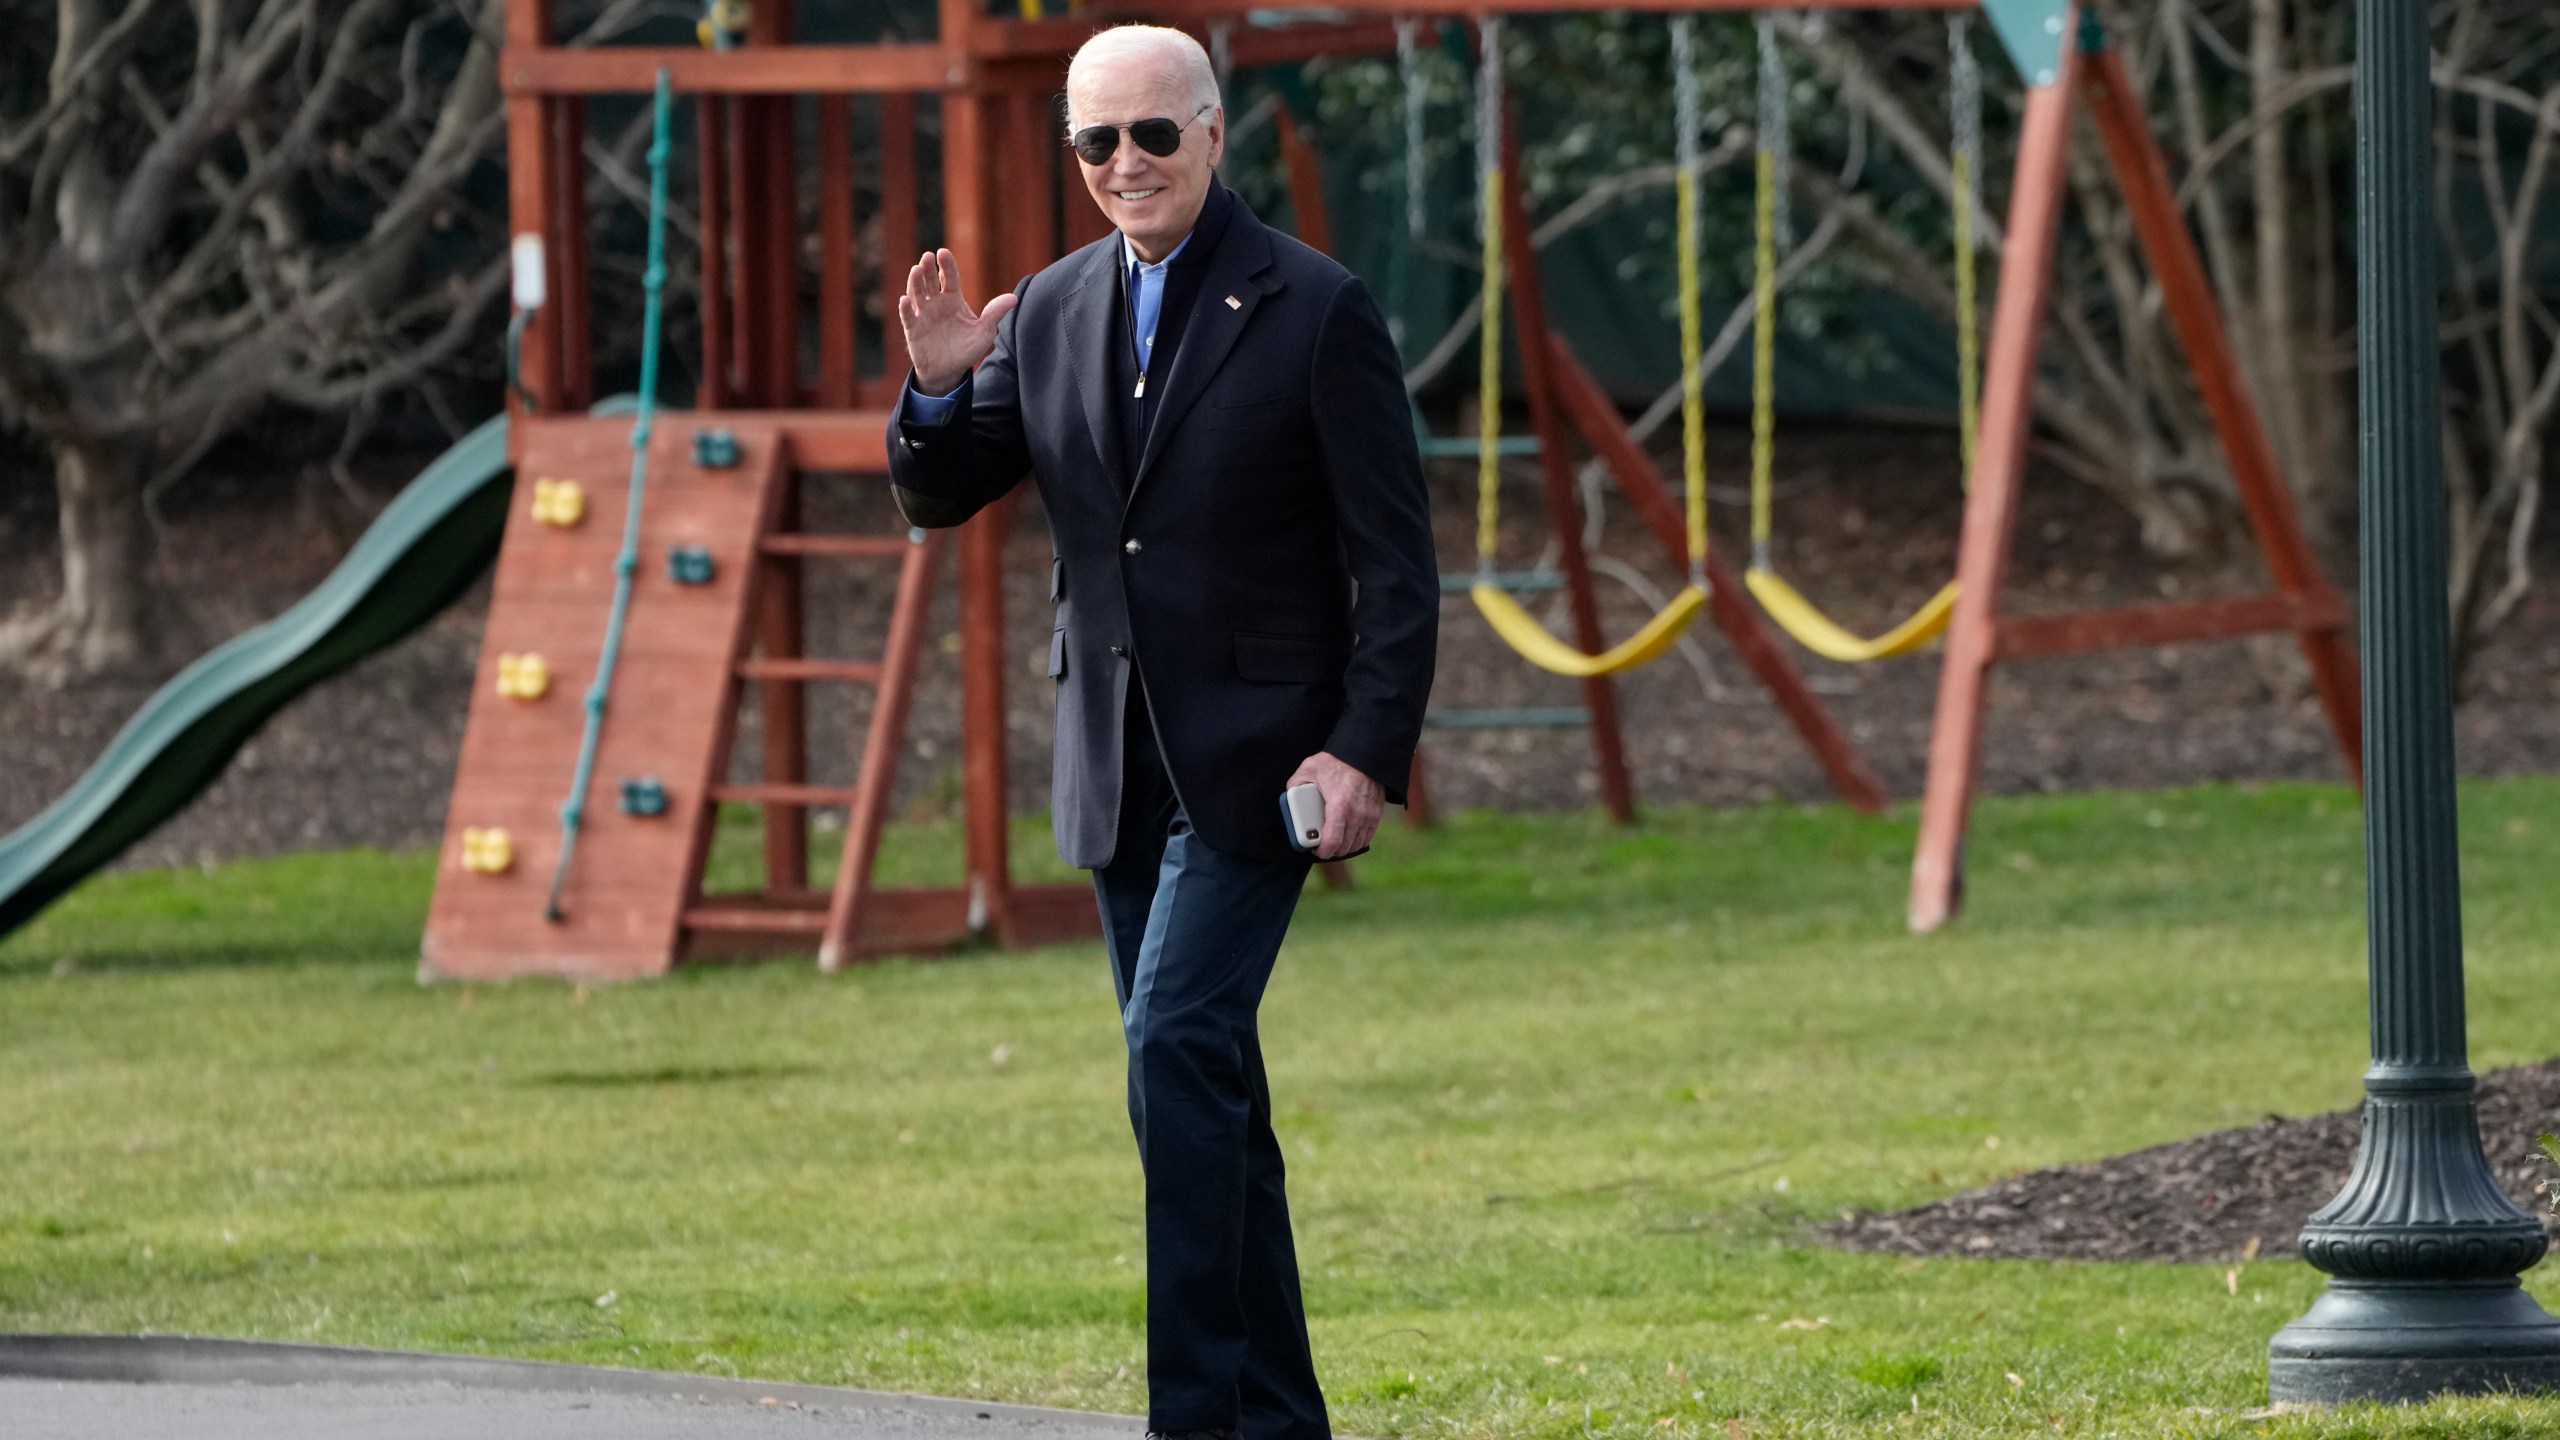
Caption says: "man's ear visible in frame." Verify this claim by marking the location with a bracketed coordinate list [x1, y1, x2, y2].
[1205, 108, 1225, 168]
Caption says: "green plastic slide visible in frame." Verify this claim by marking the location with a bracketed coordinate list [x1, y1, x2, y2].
[0, 414, 514, 943]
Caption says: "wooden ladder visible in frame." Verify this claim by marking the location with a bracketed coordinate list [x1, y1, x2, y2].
[678, 477, 947, 971]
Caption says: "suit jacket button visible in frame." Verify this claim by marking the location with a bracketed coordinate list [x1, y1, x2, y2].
[1109, 645, 1128, 657]
[1123, 538, 1142, 554]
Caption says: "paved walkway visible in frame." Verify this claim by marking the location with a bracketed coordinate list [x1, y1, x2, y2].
[7, 1378, 1145, 1440]
[0, 1337, 1146, 1440]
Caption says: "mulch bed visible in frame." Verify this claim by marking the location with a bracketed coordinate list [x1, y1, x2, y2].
[1823, 1059, 2560, 1264]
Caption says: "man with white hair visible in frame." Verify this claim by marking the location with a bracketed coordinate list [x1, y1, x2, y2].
[885, 22, 1436, 1440]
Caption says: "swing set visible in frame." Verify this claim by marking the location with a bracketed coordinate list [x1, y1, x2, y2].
[1464, 11, 1983, 676]
[1331, 0, 2360, 928]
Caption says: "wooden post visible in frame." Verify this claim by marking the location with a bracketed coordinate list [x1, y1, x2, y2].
[817, 95, 859, 409]
[943, 0, 1016, 942]
[697, 94, 731, 410]
[2081, 47, 2362, 782]
[880, 94, 920, 395]
[1496, 103, 1638, 824]
[725, 99, 769, 403]
[759, 92, 802, 403]
[548, 98, 592, 410]
[1403, 749, 1435, 828]
[1907, 21, 2082, 933]
[504, 0, 559, 435]
[759, 485, 811, 893]
[1276, 103, 1333, 255]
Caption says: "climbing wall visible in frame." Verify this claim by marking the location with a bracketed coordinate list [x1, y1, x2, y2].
[422, 419, 787, 982]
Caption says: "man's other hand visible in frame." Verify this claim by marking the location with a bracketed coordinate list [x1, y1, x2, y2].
[1284, 752, 1384, 860]
[899, 248, 1017, 396]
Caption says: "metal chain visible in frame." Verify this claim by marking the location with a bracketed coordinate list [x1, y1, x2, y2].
[1951, 15, 1983, 198]
[1475, 16, 1503, 210]
[1671, 16, 1702, 182]
[1474, 17, 1505, 579]
[1399, 18, 1428, 242]
[1949, 14, 1983, 477]
[1755, 13, 1793, 254]
[1671, 16, 1709, 589]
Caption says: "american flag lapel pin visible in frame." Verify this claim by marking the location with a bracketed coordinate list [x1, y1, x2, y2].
[1224, 295, 1242, 310]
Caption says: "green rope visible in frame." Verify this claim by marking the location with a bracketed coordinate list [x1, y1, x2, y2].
[546, 67, 674, 923]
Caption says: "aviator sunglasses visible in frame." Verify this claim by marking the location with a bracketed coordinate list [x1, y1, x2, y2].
[1069, 104, 1214, 166]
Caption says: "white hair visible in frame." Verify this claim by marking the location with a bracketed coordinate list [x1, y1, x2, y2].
[1064, 25, 1221, 132]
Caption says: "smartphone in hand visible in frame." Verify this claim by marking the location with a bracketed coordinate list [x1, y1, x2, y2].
[1280, 783, 1324, 852]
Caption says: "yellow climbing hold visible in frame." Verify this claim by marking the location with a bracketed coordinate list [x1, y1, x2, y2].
[697, 0, 748, 46]
[495, 652, 551, 700]
[461, 828, 515, 875]
[531, 478, 585, 527]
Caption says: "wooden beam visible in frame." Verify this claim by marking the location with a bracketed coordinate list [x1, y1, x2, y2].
[506, 46, 951, 96]
[2082, 46, 2363, 782]
[1495, 92, 1638, 825]
[1908, 20, 2083, 935]
[969, 14, 1406, 64]
[1087, 0, 1974, 15]
[1993, 590, 2351, 661]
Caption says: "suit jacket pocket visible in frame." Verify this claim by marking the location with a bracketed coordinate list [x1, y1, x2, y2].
[1048, 626, 1068, 679]
[1234, 631, 1342, 684]
[1204, 392, 1300, 436]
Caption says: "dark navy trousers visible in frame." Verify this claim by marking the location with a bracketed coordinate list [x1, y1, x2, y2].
[1093, 695, 1329, 1440]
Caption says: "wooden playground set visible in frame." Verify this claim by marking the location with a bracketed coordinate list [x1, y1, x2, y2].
[421, 0, 2363, 982]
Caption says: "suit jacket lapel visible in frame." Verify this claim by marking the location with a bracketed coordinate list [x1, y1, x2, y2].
[1060, 240, 1128, 490]
[1127, 205, 1280, 504]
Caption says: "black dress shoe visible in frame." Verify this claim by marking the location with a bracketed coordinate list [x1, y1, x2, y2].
[1144, 1430, 1237, 1440]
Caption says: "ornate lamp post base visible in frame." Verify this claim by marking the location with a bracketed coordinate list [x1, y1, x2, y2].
[2270, 1085, 2560, 1403]
[2271, 1281, 2560, 1404]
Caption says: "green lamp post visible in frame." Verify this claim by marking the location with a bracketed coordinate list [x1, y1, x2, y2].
[2265, 0, 2560, 1403]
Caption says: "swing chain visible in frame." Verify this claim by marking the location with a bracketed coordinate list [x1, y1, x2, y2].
[1670, 16, 1708, 592]
[1950, 14, 1983, 476]
[1473, 17, 1505, 586]
[1755, 15, 1793, 256]
[1399, 18, 1428, 243]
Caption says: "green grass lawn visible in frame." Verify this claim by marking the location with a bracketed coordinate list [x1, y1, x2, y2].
[7, 779, 2560, 1438]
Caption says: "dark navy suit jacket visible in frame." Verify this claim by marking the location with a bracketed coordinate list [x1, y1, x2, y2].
[887, 187, 1436, 867]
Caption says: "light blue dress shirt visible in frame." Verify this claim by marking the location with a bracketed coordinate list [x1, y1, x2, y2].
[903, 229, 1193, 425]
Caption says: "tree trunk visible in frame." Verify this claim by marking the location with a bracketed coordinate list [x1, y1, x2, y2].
[0, 438, 156, 684]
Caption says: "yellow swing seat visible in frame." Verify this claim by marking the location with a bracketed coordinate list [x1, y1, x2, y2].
[1742, 569, 1959, 664]
[1736, 19, 1982, 670]
[1461, 34, 1714, 686]
[1471, 581, 1708, 679]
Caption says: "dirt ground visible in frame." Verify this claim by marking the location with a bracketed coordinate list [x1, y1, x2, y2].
[1823, 1059, 2560, 1264]
[7, 424, 2560, 869]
